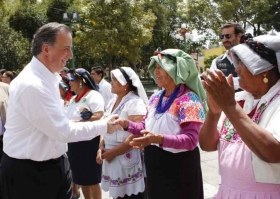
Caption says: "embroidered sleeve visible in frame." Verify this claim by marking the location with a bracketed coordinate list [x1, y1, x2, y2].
[178, 92, 205, 125]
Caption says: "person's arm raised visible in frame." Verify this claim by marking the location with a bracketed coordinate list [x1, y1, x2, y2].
[204, 69, 280, 163]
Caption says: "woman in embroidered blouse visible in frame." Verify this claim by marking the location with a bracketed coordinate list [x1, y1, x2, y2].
[200, 35, 280, 198]
[96, 67, 149, 199]
[115, 49, 207, 199]
[65, 68, 104, 199]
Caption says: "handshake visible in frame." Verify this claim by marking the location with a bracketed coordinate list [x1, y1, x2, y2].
[105, 114, 126, 134]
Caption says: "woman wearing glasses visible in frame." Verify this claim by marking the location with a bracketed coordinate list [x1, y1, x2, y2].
[115, 49, 207, 199]
[66, 68, 104, 199]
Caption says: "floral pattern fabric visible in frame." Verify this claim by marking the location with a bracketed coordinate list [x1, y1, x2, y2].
[149, 89, 205, 125]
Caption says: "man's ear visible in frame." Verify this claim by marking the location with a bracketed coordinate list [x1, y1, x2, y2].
[41, 43, 50, 56]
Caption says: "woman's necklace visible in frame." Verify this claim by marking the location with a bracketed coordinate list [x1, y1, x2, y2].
[155, 86, 180, 114]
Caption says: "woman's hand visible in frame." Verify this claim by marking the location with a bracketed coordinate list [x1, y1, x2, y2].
[202, 69, 236, 110]
[113, 118, 129, 130]
[205, 91, 222, 115]
[106, 115, 123, 134]
[101, 149, 116, 163]
[96, 149, 103, 165]
[129, 130, 163, 149]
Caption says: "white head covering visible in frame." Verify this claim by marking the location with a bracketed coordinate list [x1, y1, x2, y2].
[111, 67, 149, 105]
[231, 35, 280, 75]
[231, 35, 280, 113]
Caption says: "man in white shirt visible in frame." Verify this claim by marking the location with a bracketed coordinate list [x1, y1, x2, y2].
[91, 66, 115, 107]
[1, 22, 118, 199]
[210, 22, 244, 91]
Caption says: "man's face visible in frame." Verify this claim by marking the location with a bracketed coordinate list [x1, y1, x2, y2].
[90, 70, 102, 84]
[221, 27, 241, 50]
[48, 31, 73, 73]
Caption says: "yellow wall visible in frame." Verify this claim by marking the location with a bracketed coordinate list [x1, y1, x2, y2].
[204, 46, 226, 59]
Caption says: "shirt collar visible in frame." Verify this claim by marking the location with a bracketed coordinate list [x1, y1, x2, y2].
[221, 50, 233, 64]
[30, 56, 61, 85]
[98, 78, 105, 86]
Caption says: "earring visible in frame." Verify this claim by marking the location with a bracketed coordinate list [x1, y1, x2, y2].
[124, 88, 127, 91]
[263, 75, 268, 84]
[80, 82, 83, 88]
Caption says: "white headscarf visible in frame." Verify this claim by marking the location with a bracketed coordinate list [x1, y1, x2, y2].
[231, 35, 280, 75]
[111, 67, 149, 105]
[231, 34, 280, 114]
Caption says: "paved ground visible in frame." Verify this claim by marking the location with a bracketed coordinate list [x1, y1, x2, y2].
[79, 148, 220, 199]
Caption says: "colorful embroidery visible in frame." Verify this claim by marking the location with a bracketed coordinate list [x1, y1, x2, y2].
[102, 168, 143, 187]
[220, 118, 242, 143]
[150, 90, 205, 123]
[220, 89, 280, 143]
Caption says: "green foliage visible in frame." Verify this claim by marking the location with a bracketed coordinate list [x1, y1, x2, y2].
[46, 0, 72, 23]
[141, 0, 188, 67]
[73, 0, 156, 68]
[0, 23, 30, 70]
[187, 0, 280, 37]
[203, 55, 218, 70]
[9, 4, 47, 41]
[1, 0, 279, 73]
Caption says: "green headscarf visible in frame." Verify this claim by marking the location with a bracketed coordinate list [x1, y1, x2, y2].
[148, 48, 208, 112]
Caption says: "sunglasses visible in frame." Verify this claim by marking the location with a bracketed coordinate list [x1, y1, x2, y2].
[219, 33, 235, 39]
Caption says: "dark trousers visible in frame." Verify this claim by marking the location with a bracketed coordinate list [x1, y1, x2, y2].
[0, 153, 72, 199]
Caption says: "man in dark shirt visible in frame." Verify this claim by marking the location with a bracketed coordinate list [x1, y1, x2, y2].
[210, 22, 244, 90]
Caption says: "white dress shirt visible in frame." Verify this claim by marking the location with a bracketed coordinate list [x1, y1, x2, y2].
[210, 50, 240, 90]
[4, 57, 107, 161]
[98, 78, 116, 108]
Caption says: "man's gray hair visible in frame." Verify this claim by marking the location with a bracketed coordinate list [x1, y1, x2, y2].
[31, 22, 71, 56]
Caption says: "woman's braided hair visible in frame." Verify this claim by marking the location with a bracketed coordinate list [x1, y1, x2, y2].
[240, 33, 278, 66]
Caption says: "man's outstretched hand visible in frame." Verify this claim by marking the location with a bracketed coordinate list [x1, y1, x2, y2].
[106, 114, 123, 134]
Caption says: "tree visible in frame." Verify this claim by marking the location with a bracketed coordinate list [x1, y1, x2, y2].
[187, 0, 280, 37]
[73, 0, 156, 69]
[0, 0, 30, 70]
[9, 3, 47, 41]
[0, 23, 30, 70]
[46, 0, 73, 23]
[141, 0, 190, 67]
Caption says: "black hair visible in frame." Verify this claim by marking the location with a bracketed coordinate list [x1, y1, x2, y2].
[221, 22, 244, 35]
[91, 66, 105, 78]
[4, 71, 17, 80]
[118, 68, 137, 92]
